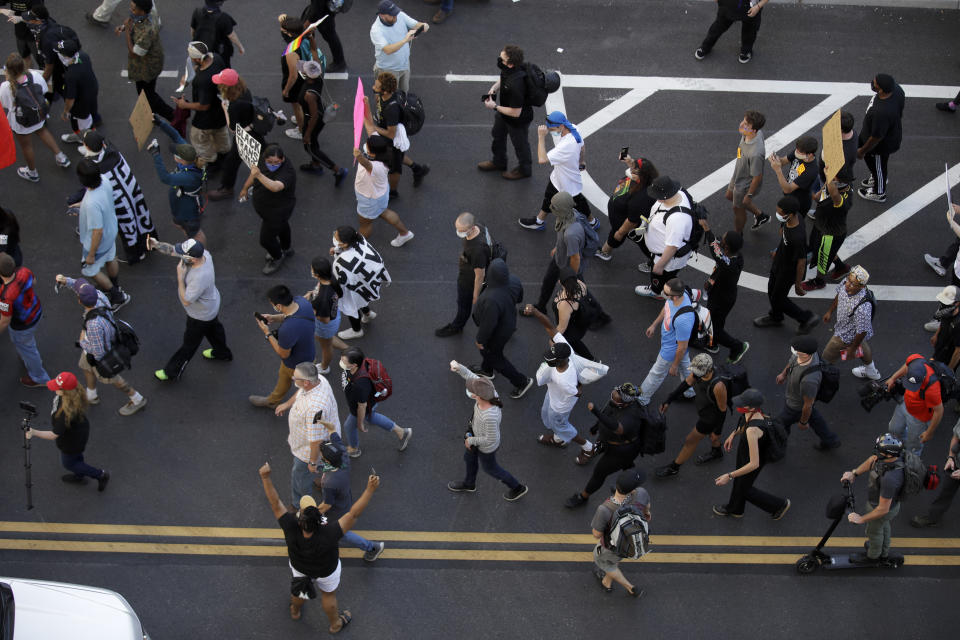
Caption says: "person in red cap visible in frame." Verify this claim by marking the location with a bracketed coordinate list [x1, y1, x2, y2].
[208, 68, 264, 201]
[26, 371, 111, 491]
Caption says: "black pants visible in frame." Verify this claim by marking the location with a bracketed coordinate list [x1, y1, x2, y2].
[163, 315, 232, 378]
[260, 218, 292, 260]
[700, 6, 762, 55]
[709, 299, 744, 356]
[304, 115, 337, 170]
[563, 326, 594, 360]
[864, 150, 891, 196]
[347, 307, 372, 332]
[584, 440, 642, 495]
[540, 180, 592, 218]
[219, 145, 243, 189]
[317, 11, 345, 66]
[480, 336, 527, 389]
[135, 78, 174, 121]
[536, 259, 564, 311]
[452, 282, 473, 329]
[724, 463, 786, 515]
[650, 267, 680, 296]
[767, 269, 812, 324]
[927, 473, 960, 522]
[809, 227, 848, 278]
[491, 113, 531, 175]
[939, 237, 960, 269]
[463, 447, 520, 490]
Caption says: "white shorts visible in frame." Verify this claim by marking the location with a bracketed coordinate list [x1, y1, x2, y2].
[289, 559, 341, 595]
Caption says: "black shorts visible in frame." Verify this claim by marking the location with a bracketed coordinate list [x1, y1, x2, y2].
[540, 180, 592, 217]
[176, 217, 203, 238]
[386, 145, 404, 175]
[283, 78, 305, 104]
[695, 418, 724, 436]
[16, 37, 36, 60]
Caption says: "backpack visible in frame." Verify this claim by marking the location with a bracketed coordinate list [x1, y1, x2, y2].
[247, 95, 276, 138]
[605, 499, 651, 560]
[711, 364, 750, 412]
[674, 287, 714, 348]
[919, 358, 960, 402]
[521, 63, 560, 108]
[799, 357, 841, 403]
[748, 417, 788, 463]
[178, 166, 208, 216]
[637, 403, 666, 456]
[662, 189, 709, 258]
[898, 451, 940, 497]
[83, 308, 140, 378]
[574, 211, 603, 256]
[483, 226, 508, 263]
[396, 91, 425, 136]
[13, 74, 48, 128]
[850, 288, 877, 322]
[355, 358, 393, 403]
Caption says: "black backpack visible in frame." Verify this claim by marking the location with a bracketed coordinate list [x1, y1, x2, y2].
[638, 403, 666, 456]
[919, 358, 960, 402]
[396, 91, 425, 136]
[711, 365, 751, 412]
[83, 308, 140, 377]
[521, 63, 560, 108]
[663, 188, 709, 258]
[245, 95, 276, 138]
[13, 74, 48, 128]
[850, 287, 877, 321]
[483, 226, 508, 263]
[799, 357, 841, 403]
[748, 417, 788, 463]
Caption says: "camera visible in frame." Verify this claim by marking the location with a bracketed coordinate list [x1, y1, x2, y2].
[19, 401, 36, 416]
[858, 380, 902, 413]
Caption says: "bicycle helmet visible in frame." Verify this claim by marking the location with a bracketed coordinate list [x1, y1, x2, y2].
[874, 433, 903, 458]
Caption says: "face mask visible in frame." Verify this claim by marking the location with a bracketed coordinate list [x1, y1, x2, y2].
[550, 130, 561, 142]
[794, 152, 808, 163]
[319, 461, 337, 473]
[497, 58, 508, 70]
[776, 212, 788, 223]
[332, 234, 341, 249]
[738, 123, 753, 135]
[456, 230, 469, 239]
[27, 22, 42, 34]
[339, 360, 350, 371]
[56, 52, 74, 66]
[131, 11, 147, 21]
[790, 347, 799, 357]
[180, 257, 193, 267]
[265, 161, 281, 172]
[624, 168, 634, 179]
[735, 407, 752, 415]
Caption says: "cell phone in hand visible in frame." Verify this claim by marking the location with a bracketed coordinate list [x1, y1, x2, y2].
[313, 410, 323, 424]
[619, 146, 629, 161]
[370, 467, 377, 477]
[414, 25, 424, 37]
[254, 312, 268, 324]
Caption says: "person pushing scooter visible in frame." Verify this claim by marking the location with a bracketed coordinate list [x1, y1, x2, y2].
[840, 433, 906, 564]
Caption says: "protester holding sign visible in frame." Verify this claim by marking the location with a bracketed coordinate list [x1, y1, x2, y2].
[209, 68, 261, 201]
[240, 144, 298, 276]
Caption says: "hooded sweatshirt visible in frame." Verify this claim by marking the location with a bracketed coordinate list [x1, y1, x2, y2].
[472, 259, 522, 345]
[551, 191, 585, 270]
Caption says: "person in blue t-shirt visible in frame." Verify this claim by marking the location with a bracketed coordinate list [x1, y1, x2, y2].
[638, 278, 697, 406]
[252, 284, 317, 408]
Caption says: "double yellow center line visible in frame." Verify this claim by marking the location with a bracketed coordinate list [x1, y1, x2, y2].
[1, 522, 958, 566]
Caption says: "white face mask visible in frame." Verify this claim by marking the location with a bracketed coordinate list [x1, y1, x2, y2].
[456, 229, 469, 239]
[550, 130, 561, 142]
[776, 212, 788, 223]
[624, 168, 633, 179]
[57, 52, 74, 66]
[790, 347, 798, 357]
[339, 360, 350, 371]
[794, 152, 808, 163]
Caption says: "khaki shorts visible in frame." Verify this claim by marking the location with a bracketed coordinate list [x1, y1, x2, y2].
[731, 179, 760, 208]
[78, 351, 127, 385]
[189, 126, 232, 164]
[593, 544, 623, 574]
[821, 334, 872, 365]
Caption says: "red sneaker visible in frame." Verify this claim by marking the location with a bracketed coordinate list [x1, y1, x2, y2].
[800, 278, 826, 292]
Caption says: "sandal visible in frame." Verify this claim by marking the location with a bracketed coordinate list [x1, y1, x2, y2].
[537, 433, 567, 448]
[594, 568, 612, 593]
[330, 610, 352, 634]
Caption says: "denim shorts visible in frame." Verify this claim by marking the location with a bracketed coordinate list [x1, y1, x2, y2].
[357, 192, 389, 219]
[314, 308, 342, 339]
[80, 243, 117, 277]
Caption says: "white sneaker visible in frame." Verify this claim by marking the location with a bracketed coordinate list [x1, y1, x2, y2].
[852, 365, 881, 380]
[337, 327, 364, 340]
[390, 231, 415, 247]
[924, 319, 940, 332]
[361, 310, 377, 324]
[61, 132, 81, 144]
[924, 254, 947, 277]
[637, 263, 651, 273]
[55, 153, 70, 168]
[284, 127, 303, 140]
[594, 250, 612, 262]
[17, 166, 39, 182]
[634, 285, 664, 300]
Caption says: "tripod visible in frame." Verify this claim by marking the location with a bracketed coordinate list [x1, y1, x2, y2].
[19, 401, 36, 511]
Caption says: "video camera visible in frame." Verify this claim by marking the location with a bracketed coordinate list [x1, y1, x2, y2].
[858, 380, 903, 413]
[19, 401, 36, 419]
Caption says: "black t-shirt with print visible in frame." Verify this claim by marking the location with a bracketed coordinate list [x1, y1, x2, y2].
[814, 190, 852, 236]
[375, 93, 402, 129]
[498, 67, 532, 125]
[278, 512, 343, 578]
[457, 231, 489, 289]
[63, 52, 99, 118]
[772, 220, 807, 275]
[191, 54, 227, 130]
[311, 283, 339, 321]
[784, 152, 818, 214]
[343, 374, 375, 416]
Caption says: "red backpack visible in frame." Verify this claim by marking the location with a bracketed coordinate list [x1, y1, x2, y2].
[355, 358, 392, 403]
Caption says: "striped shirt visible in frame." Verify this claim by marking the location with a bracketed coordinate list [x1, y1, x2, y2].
[0, 266, 42, 330]
[833, 284, 873, 343]
[454, 363, 502, 453]
[288, 375, 341, 464]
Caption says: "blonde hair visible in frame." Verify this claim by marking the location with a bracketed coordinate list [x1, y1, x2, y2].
[4, 53, 25, 84]
[55, 387, 89, 426]
[220, 77, 248, 103]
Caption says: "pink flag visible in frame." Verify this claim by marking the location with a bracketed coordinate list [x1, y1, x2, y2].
[353, 77, 365, 153]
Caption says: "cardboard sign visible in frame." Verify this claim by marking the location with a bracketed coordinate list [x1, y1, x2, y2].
[235, 124, 262, 169]
[128, 90, 154, 151]
[821, 109, 844, 184]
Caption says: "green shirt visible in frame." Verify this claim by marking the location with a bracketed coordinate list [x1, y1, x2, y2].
[128, 17, 164, 82]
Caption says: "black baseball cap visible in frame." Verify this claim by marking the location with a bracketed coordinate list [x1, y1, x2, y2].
[544, 340, 571, 365]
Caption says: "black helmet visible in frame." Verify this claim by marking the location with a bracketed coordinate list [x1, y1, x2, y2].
[874, 433, 903, 458]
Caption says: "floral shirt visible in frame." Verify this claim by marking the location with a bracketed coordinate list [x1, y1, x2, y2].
[833, 284, 873, 343]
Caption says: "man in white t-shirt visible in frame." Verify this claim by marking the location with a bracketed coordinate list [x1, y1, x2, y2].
[519, 111, 599, 232]
[636, 176, 695, 299]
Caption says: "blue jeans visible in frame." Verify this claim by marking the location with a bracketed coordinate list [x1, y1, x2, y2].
[540, 394, 577, 443]
[8, 324, 50, 383]
[777, 404, 839, 447]
[888, 401, 926, 456]
[290, 457, 319, 505]
[463, 447, 520, 489]
[344, 406, 396, 449]
[440, 0, 453, 11]
[61, 452, 103, 479]
[341, 530, 375, 552]
[639, 353, 691, 406]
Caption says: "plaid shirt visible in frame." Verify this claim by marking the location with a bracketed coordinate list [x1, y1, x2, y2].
[78, 287, 116, 360]
[287, 376, 341, 464]
[833, 284, 874, 343]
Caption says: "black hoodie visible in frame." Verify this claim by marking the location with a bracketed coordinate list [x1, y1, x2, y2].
[472, 259, 522, 345]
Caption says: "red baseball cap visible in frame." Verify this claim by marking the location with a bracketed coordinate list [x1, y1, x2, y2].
[47, 371, 78, 392]
[212, 68, 239, 86]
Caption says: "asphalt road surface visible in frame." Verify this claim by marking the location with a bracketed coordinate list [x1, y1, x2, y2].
[0, 1, 958, 638]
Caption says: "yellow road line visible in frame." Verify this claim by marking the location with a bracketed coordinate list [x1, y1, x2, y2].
[0, 523, 957, 548]
[1, 539, 959, 565]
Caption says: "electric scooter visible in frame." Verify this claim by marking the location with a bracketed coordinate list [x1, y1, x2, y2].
[795, 481, 904, 573]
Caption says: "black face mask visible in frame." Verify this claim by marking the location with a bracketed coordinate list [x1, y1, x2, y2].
[497, 58, 508, 70]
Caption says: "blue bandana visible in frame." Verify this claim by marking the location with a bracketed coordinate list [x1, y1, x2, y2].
[544, 111, 582, 144]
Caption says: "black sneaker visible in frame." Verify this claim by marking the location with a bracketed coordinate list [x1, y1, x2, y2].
[751, 212, 770, 230]
[771, 498, 791, 520]
[849, 552, 880, 565]
[468, 365, 495, 380]
[509, 377, 534, 399]
[694, 47, 707, 60]
[447, 481, 476, 493]
[712, 504, 743, 518]
[412, 164, 430, 187]
[738, 52, 752, 64]
[728, 341, 750, 365]
[517, 216, 545, 231]
[503, 484, 528, 501]
[655, 464, 680, 478]
[936, 102, 957, 113]
[695, 448, 723, 465]
[797, 315, 820, 335]
[363, 541, 385, 562]
[910, 515, 940, 528]
[434, 323, 462, 337]
[753, 314, 783, 328]
[389, 189, 400, 199]
[97, 470, 111, 492]
[564, 492, 588, 508]
[61, 474, 87, 484]
[110, 292, 131, 312]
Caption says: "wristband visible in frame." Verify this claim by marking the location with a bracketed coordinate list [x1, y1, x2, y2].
[746, 193, 754, 198]
[728, 473, 734, 480]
